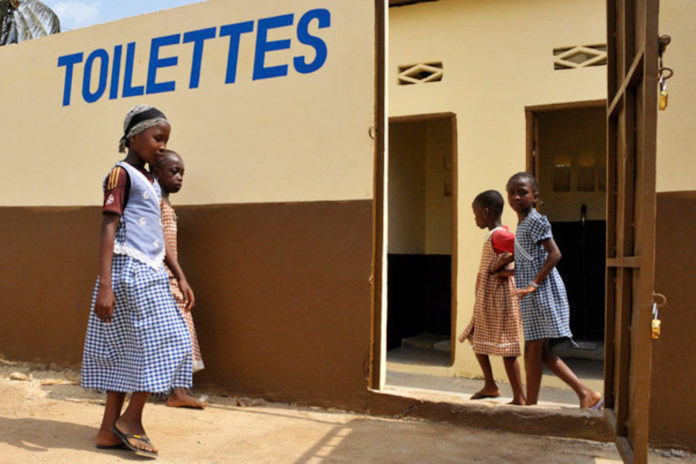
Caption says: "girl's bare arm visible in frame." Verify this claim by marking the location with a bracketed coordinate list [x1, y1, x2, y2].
[164, 240, 196, 311]
[94, 214, 119, 322]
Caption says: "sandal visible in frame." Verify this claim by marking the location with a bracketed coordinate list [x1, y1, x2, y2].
[112, 425, 158, 459]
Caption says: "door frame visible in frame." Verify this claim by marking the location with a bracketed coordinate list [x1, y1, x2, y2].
[373, 111, 459, 376]
[604, 1, 660, 462]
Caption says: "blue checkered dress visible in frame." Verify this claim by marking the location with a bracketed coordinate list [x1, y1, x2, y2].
[514, 209, 572, 341]
[81, 253, 192, 393]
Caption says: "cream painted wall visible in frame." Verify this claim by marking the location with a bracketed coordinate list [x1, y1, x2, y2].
[0, 0, 375, 206]
[425, 118, 453, 255]
[389, 121, 426, 254]
[388, 117, 452, 255]
[537, 107, 607, 223]
[656, 0, 696, 193]
[389, 0, 606, 378]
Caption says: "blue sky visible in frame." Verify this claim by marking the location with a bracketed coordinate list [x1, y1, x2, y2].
[41, 0, 206, 31]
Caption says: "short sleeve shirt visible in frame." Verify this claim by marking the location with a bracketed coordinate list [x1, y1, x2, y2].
[102, 165, 154, 216]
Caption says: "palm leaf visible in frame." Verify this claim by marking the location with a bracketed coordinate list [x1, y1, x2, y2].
[1, 0, 60, 45]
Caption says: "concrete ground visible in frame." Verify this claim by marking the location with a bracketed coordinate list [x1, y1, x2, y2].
[1, 364, 694, 464]
[387, 341, 604, 406]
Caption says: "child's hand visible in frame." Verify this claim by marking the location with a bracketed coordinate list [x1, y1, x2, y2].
[513, 285, 537, 300]
[179, 278, 196, 312]
[457, 332, 467, 343]
[94, 282, 115, 323]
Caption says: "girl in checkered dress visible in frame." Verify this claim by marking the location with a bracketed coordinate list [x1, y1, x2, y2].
[458, 190, 525, 405]
[81, 106, 194, 458]
[507, 172, 602, 409]
[153, 150, 207, 409]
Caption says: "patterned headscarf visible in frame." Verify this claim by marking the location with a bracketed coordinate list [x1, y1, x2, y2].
[118, 105, 168, 153]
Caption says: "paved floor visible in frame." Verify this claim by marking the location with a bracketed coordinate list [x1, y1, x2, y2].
[1, 364, 694, 464]
[387, 343, 604, 406]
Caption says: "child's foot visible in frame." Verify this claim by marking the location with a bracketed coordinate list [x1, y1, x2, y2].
[508, 398, 526, 406]
[95, 427, 123, 449]
[580, 390, 603, 409]
[166, 388, 207, 409]
[113, 418, 158, 458]
[470, 388, 500, 400]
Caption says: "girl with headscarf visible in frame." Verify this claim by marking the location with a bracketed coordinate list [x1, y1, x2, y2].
[81, 105, 194, 458]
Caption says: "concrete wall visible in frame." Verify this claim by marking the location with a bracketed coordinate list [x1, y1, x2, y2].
[537, 107, 606, 222]
[388, 121, 426, 254]
[649, 0, 696, 452]
[424, 118, 453, 255]
[388, 0, 696, 451]
[388, 118, 452, 255]
[0, 0, 374, 207]
[389, 0, 607, 378]
[0, 0, 381, 410]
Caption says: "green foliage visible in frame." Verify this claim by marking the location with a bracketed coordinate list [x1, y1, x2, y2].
[0, 0, 60, 45]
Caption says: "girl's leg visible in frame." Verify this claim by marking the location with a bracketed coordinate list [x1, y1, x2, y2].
[473, 353, 500, 398]
[114, 392, 158, 454]
[524, 340, 544, 405]
[503, 356, 526, 405]
[541, 341, 602, 408]
[95, 391, 126, 447]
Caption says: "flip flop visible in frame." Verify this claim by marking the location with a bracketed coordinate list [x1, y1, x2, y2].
[111, 425, 158, 459]
[470, 391, 500, 400]
[589, 397, 604, 410]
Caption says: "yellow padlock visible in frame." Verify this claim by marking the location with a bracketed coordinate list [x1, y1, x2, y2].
[652, 318, 661, 339]
[659, 90, 669, 111]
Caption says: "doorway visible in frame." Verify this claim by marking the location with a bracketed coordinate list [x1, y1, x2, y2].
[527, 100, 607, 379]
[386, 113, 457, 369]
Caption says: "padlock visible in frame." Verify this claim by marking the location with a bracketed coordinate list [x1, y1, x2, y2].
[659, 90, 669, 111]
[659, 77, 669, 111]
[651, 302, 661, 340]
[652, 318, 662, 339]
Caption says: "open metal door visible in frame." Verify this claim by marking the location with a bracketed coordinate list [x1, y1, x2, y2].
[604, 0, 661, 463]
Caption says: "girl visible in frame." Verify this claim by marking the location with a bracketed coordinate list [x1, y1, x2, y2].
[153, 150, 207, 409]
[506, 172, 602, 409]
[458, 190, 525, 405]
[81, 105, 194, 458]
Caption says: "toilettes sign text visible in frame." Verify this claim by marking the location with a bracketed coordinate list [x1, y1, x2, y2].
[57, 8, 330, 106]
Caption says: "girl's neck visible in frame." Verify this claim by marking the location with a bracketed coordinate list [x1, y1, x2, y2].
[161, 191, 171, 203]
[124, 150, 145, 169]
[486, 218, 503, 231]
[516, 207, 533, 223]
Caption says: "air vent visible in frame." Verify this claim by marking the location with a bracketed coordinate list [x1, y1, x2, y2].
[553, 44, 607, 70]
[398, 62, 443, 85]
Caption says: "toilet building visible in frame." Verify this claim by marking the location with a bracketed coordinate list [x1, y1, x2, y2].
[0, 0, 693, 456]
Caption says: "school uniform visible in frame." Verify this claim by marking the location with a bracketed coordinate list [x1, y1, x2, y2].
[161, 199, 204, 372]
[81, 161, 192, 393]
[514, 208, 572, 341]
[460, 226, 522, 356]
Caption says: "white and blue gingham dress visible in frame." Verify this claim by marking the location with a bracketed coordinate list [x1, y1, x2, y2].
[514, 209, 572, 341]
[81, 173, 192, 393]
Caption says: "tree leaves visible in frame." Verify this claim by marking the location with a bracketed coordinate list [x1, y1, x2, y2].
[0, 0, 60, 45]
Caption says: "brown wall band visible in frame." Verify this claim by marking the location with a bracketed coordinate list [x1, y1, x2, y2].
[0, 201, 374, 408]
[650, 192, 696, 451]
